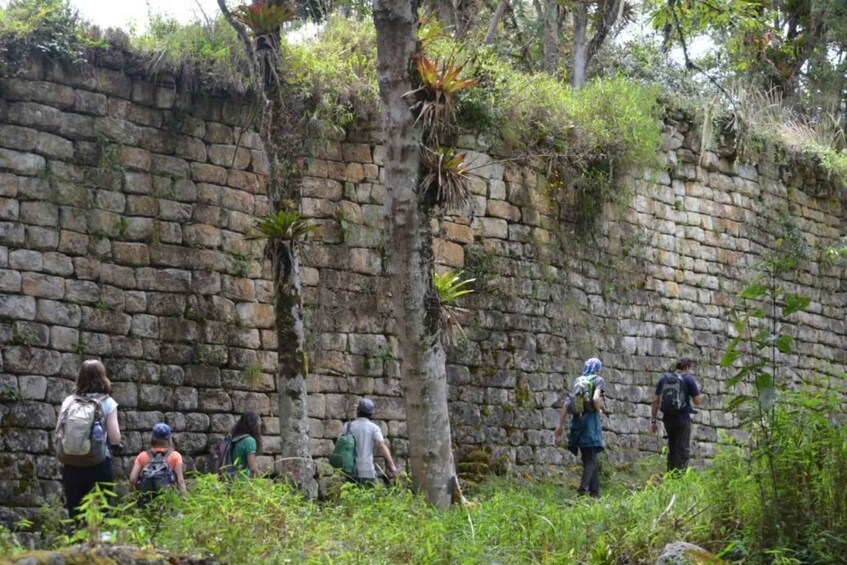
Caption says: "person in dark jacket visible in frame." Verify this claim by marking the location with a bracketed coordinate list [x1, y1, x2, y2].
[554, 357, 606, 498]
[651, 358, 705, 472]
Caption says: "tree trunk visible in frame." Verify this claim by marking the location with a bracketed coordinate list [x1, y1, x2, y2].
[542, 0, 560, 73]
[571, 2, 588, 87]
[274, 241, 317, 498]
[373, 0, 457, 510]
[216, 0, 317, 497]
[484, 0, 510, 44]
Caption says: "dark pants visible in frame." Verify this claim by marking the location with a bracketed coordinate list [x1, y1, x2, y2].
[664, 417, 692, 472]
[578, 447, 601, 497]
[61, 458, 114, 520]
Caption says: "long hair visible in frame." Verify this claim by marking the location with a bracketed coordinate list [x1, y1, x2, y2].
[232, 411, 263, 453]
[74, 359, 111, 395]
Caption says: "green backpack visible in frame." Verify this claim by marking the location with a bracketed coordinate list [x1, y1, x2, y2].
[329, 422, 356, 475]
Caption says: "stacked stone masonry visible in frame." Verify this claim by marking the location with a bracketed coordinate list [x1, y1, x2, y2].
[0, 55, 845, 519]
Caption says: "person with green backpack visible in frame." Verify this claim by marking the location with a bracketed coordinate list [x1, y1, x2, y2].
[330, 398, 398, 486]
[554, 357, 606, 498]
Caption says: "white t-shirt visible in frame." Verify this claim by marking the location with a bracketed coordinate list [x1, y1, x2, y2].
[343, 417, 385, 479]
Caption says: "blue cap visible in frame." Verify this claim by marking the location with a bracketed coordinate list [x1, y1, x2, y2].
[358, 398, 374, 416]
[582, 358, 602, 375]
[152, 423, 172, 439]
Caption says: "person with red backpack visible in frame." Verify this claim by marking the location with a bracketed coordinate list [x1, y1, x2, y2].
[129, 423, 187, 502]
[54, 360, 123, 520]
[651, 358, 705, 473]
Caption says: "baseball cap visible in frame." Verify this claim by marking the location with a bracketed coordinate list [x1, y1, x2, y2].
[358, 398, 375, 416]
[151, 423, 172, 439]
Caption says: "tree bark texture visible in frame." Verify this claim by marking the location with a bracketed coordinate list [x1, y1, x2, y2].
[571, 2, 588, 87]
[483, 0, 510, 44]
[542, 0, 560, 74]
[373, 0, 457, 510]
[273, 240, 317, 498]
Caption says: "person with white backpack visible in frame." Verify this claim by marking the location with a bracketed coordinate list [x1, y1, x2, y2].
[54, 359, 122, 520]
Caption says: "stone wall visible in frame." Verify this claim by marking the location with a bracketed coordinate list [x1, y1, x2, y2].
[296, 113, 847, 473]
[0, 53, 845, 520]
[0, 54, 277, 519]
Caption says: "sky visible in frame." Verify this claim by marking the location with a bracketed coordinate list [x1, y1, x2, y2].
[64, 0, 218, 31]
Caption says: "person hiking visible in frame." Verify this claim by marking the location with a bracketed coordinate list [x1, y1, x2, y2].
[55, 359, 123, 520]
[651, 358, 705, 473]
[339, 398, 398, 486]
[129, 423, 188, 500]
[228, 411, 263, 478]
[554, 357, 605, 498]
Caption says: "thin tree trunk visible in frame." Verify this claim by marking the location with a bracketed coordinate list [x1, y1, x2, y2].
[373, 0, 457, 510]
[571, 2, 588, 87]
[217, 0, 317, 497]
[274, 242, 317, 497]
[585, 0, 623, 69]
[542, 0, 559, 73]
[484, 0, 510, 44]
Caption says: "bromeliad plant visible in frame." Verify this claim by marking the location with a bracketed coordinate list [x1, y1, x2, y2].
[233, 0, 296, 36]
[252, 209, 316, 242]
[433, 271, 475, 346]
[421, 146, 470, 209]
[408, 54, 478, 143]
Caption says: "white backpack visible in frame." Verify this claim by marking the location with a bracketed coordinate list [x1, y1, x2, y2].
[56, 394, 107, 466]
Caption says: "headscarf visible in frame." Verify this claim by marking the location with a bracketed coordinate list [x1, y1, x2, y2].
[581, 357, 602, 375]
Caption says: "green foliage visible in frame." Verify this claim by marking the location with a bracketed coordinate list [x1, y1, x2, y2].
[411, 53, 479, 142]
[433, 271, 474, 306]
[822, 236, 847, 265]
[282, 16, 379, 128]
[130, 14, 248, 93]
[252, 210, 316, 242]
[0, 0, 105, 63]
[421, 146, 470, 209]
[233, 1, 296, 35]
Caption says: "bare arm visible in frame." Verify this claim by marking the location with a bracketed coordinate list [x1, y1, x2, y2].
[692, 393, 705, 406]
[377, 441, 398, 476]
[651, 395, 660, 433]
[174, 462, 188, 495]
[592, 388, 603, 412]
[106, 409, 121, 444]
[128, 459, 142, 490]
[246, 453, 260, 478]
[553, 405, 567, 440]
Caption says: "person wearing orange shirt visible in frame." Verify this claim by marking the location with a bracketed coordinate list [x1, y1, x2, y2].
[129, 423, 188, 497]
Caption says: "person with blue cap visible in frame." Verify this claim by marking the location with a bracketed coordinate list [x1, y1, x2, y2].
[554, 357, 606, 498]
[339, 398, 398, 486]
[129, 422, 188, 499]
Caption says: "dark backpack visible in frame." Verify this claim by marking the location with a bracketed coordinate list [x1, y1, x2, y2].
[659, 373, 688, 417]
[329, 422, 356, 476]
[138, 450, 174, 504]
[213, 434, 249, 478]
[567, 375, 597, 416]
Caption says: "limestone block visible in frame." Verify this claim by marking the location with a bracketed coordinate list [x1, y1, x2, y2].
[175, 136, 207, 162]
[204, 123, 233, 144]
[21, 272, 64, 299]
[222, 276, 255, 301]
[111, 242, 150, 266]
[301, 177, 343, 201]
[0, 125, 38, 151]
[24, 226, 58, 250]
[191, 162, 228, 185]
[74, 90, 107, 115]
[3, 347, 62, 376]
[157, 199, 192, 222]
[208, 145, 251, 169]
[4, 79, 75, 108]
[250, 150, 269, 176]
[0, 174, 16, 198]
[0, 221, 24, 246]
[227, 170, 264, 194]
[18, 375, 48, 400]
[72, 257, 99, 280]
[174, 387, 198, 410]
[236, 302, 274, 329]
[231, 391, 271, 415]
[123, 171, 153, 194]
[0, 198, 19, 224]
[472, 217, 508, 239]
[0, 148, 45, 176]
[349, 248, 381, 275]
[434, 238, 464, 268]
[80, 307, 131, 334]
[199, 389, 233, 412]
[138, 384, 174, 410]
[99, 264, 136, 288]
[0, 269, 22, 292]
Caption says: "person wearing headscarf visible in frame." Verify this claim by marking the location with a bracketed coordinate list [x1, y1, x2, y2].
[554, 357, 606, 497]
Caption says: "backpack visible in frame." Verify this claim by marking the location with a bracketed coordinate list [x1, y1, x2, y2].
[329, 422, 356, 476]
[213, 434, 249, 477]
[55, 394, 107, 467]
[138, 450, 174, 502]
[659, 372, 688, 417]
[567, 375, 597, 416]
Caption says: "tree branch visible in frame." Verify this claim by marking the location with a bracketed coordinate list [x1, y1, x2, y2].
[483, 0, 510, 44]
